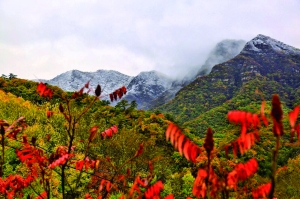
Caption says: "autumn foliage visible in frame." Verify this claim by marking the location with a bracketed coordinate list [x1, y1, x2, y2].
[0, 79, 300, 199]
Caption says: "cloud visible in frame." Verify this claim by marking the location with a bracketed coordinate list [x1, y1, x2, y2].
[0, 0, 300, 79]
[0, 36, 156, 79]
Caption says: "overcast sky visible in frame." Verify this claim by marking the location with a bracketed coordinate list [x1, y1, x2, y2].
[1, 0, 300, 80]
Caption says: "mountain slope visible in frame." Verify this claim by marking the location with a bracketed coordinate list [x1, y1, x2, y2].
[197, 39, 246, 76]
[46, 70, 175, 108]
[123, 71, 174, 109]
[46, 69, 133, 95]
[149, 39, 246, 109]
[155, 34, 300, 124]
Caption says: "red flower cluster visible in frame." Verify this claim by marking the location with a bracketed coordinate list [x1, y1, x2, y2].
[252, 182, 272, 199]
[227, 110, 261, 155]
[16, 144, 48, 177]
[109, 86, 127, 102]
[48, 154, 69, 169]
[35, 191, 48, 199]
[164, 194, 174, 199]
[135, 142, 144, 157]
[192, 168, 219, 198]
[75, 157, 97, 171]
[144, 181, 164, 199]
[227, 158, 258, 190]
[129, 175, 147, 196]
[85, 193, 93, 199]
[228, 111, 260, 135]
[89, 126, 99, 142]
[98, 179, 113, 193]
[166, 123, 201, 162]
[48, 146, 73, 169]
[100, 125, 118, 139]
[192, 169, 207, 198]
[37, 82, 53, 99]
[235, 132, 257, 155]
[0, 174, 35, 199]
[71, 81, 94, 98]
[46, 110, 54, 118]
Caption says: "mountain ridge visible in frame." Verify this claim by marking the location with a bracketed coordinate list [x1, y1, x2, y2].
[154, 34, 300, 125]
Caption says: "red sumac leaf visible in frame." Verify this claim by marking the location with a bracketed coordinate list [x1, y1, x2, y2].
[252, 182, 272, 199]
[183, 140, 192, 161]
[190, 144, 200, 163]
[177, 134, 185, 156]
[289, 106, 300, 128]
[135, 142, 144, 157]
[85, 81, 90, 88]
[166, 123, 175, 142]
[170, 128, 180, 147]
[164, 194, 174, 199]
[109, 93, 114, 102]
[46, 110, 54, 118]
[113, 92, 118, 101]
[193, 169, 207, 198]
[121, 86, 127, 94]
[89, 126, 98, 142]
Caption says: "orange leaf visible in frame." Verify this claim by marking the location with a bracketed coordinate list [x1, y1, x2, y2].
[183, 140, 192, 161]
[177, 134, 185, 155]
[289, 106, 300, 128]
[166, 123, 175, 142]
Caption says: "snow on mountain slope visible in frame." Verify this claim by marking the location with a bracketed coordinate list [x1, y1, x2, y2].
[46, 69, 133, 95]
[45, 69, 174, 109]
[123, 70, 174, 109]
[242, 34, 300, 55]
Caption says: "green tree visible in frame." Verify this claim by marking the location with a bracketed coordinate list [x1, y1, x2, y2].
[8, 73, 17, 80]
[1, 74, 7, 79]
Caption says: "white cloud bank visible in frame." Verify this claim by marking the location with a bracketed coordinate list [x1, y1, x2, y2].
[0, 0, 300, 79]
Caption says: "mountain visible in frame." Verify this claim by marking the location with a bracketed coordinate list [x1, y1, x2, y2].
[45, 69, 133, 96]
[148, 39, 246, 109]
[196, 39, 246, 76]
[45, 69, 174, 108]
[123, 71, 174, 109]
[155, 34, 300, 127]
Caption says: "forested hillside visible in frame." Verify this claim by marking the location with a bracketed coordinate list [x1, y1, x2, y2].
[0, 72, 300, 198]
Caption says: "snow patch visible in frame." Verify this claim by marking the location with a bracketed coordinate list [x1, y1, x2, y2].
[243, 34, 300, 55]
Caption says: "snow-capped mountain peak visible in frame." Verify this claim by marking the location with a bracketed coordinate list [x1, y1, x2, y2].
[46, 69, 133, 94]
[123, 70, 174, 109]
[242, 34, 300, 55]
